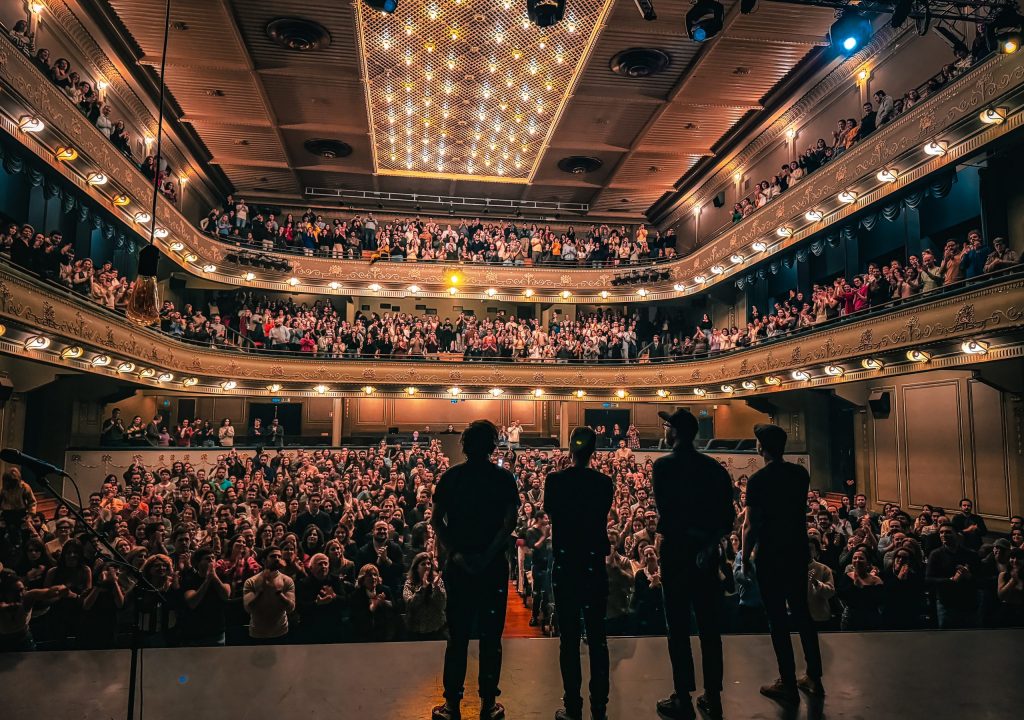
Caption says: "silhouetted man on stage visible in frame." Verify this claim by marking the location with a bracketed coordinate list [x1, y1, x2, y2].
[742, 423, 824, 704]
[654, 410, 734, 720]
[431, 420, 519, 720]
[544, 426, 614, 720]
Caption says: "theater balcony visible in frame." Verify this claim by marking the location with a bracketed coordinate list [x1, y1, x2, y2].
[2, 4, 1024, 301]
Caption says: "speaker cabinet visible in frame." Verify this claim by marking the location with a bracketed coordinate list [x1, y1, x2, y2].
[868, 390, 891, 419]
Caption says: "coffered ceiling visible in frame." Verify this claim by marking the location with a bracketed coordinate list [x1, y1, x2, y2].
[98, 0, 836, 217]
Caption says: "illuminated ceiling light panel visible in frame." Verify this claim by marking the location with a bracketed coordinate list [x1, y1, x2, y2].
[356, 0, 615, 182]
[961, 339, 989, 355]
[91, 355, 112, 367]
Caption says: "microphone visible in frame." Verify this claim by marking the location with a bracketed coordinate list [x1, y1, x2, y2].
[0, 448, 70, 477]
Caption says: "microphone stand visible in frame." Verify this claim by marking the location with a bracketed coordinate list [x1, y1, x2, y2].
[29, 469, 166, 720]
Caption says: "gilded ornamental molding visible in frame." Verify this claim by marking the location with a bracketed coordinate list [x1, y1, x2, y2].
[2, 30, 1024, 298]
[1, 264, 1021, 396]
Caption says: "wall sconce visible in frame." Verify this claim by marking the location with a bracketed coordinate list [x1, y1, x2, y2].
[979, 107, 1008, 124]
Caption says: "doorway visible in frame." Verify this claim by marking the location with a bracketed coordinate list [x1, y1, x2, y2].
[248, 403, 303, 443]
[584, 408, 631, 448]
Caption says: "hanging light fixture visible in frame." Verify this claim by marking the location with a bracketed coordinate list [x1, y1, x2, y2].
[125, 0, 172, 327]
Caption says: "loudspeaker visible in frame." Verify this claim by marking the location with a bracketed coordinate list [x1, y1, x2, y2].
[868, 390, 891, 419]
[0, 376, 13, 408]
[712, 190, 726, 208]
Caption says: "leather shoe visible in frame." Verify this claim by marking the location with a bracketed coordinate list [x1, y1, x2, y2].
[657, 694, 696, 720]
[759, 678, 799, 705]
[797, 675, 825, 696]
[481, 701, 506, 720]
[696, 693, 723, 719]
[432, 704, 461, 720]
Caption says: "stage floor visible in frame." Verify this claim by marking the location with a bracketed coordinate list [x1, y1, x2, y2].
[3, 631, 1022, 719]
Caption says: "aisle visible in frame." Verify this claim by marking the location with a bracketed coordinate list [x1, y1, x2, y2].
[503, 581, 544, 638]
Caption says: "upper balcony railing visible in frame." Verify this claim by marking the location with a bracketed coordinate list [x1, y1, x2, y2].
[2, 30, 1024, 301]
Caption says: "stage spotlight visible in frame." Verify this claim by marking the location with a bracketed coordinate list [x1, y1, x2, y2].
[829, 11, 872, 54]
[992, 6, 1024, 54]
[527, 0, 565, 28]
[363, 0, 398, 13]
[634, 0, 657, 21]
[686, 1, 724, 42]
[890, 0, 911, 28]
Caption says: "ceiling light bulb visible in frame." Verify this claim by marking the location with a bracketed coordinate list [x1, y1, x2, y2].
[721, 384, 735, 393]
[792, 370, 811, 381]
[55, 146, 78, 162]
[752, 241, 767, 252]
[87, 173, 108, 186]
[637, 288, 649, 297]
[314, 384, 329, 394]
[60, 346, 84, 360]
[764, 375, 782, 386]
[405, 386, 417, 395]
[615, 389, 628, 399]
[244, 272, 255, 282]
[157, 372, 174, 383]
[805, 210, 823, 222]
[741, 381, 756, 391]
[486, 288, 498, 297]
[574, 390, 587, 398]
[267, 384, 283, 393]
[533, 388, 545, 398]
[113, 195, 131, 207]
[877, 168, 898, 183]
[560, 290, 571, 299]
[91, 355, 111, 367]
[448, 286, 458, 295]
[489, 388, 504, 397]
[117, 362, 136, 373]
[600, 290, 609, 299]
[906, 350, 931, 362]
[369, 283, 382, 292]
[182, 376, 198, 387]
[693, 388, 707, 397]
[329, 281, 341, 290]
[961, 339, 989, 355]
[924, 140, 948, 156]
[202, 264, 216, 273]
[449, 387, 461, 396]
[134, 212, 152, 224]
[838, 190, 858, 203]
[777, 226, 794, 238]
[861, 358, 884, 370]
[221, 380, 237, 391]
[288, 277, 300, 286]
[824, 364, 845, 376]
[18, 116, 44, 132]
[24, 336, 51, 350]
[730, 254, 744, 264]
[362, 386, 376, 395]
[980, 107, 1008, 124]
[524, 289, 534, 298]
[656, 389, 671, 398]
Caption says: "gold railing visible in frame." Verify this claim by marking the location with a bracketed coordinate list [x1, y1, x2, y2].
[2, 31, 1024, 300]
[1, 263, 1021, 398]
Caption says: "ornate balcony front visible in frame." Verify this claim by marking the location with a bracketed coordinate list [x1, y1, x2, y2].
[1, 262, 1021, 399]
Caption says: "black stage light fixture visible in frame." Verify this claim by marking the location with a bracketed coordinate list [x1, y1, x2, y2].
[686, 1, 725, 43]
[829, 11, 873, 54]
[890, 0, 911, 28]
[363, 0, 398, 14]
[527, 0, 566, 28]
[992, 5, 1024, 54]
[634, 0, 657, 21]
[740, 0, 758, 14]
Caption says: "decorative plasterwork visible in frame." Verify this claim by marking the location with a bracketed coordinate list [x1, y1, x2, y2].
[355, 0, 615, 182]
[1, 265, 1021, 394]
[2, 30, 1024, 297]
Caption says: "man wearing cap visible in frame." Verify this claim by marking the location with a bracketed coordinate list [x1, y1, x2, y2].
[742, 423, 824, 703]
[653, 409, 735, 720]
[544, 427, 614, 720]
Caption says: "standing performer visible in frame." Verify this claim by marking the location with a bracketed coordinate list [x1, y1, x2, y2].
[544, 427, 614, 720]
[431, 420, 520, 720]
[654, 410, 735, 720]
[742, 423, 824, 704]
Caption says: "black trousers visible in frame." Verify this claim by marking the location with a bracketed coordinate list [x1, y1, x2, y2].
[442, 558, 510, 703]
[660, 544, 724, 696]
[756, 560, 822, 682]
[552, 558, 610, 713]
